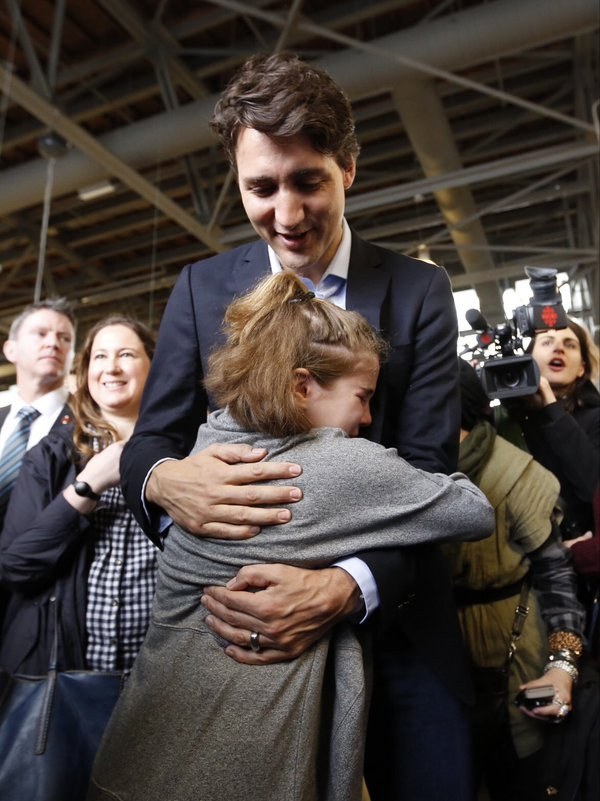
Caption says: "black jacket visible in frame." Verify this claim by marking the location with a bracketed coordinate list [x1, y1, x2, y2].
[0, 425, 92, 674]
[512, 381, 600, 537]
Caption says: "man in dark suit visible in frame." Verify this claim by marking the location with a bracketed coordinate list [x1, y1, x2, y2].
[0, 298, 74, 529]
[121, 53, 473, 800]
[0, 298, 74, 628]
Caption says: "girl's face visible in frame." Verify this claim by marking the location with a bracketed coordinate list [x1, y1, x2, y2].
[87, 324, 151, 418]
[532, 327, 585, 390]
[300, 355, 379, 437]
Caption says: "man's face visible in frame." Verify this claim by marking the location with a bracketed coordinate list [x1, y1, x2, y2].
[3, 309, 74, 390]
[235, 128, 356, 284]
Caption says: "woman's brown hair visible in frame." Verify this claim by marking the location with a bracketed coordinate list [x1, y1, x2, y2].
[205, 272, 387, 438]
[71, 316, 155, 461]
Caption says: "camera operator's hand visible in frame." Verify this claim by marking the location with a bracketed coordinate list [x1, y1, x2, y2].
[537, 376, 557, 406]
[524, 375, 557, 411]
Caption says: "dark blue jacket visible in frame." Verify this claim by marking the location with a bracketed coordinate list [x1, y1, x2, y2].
[0, 425, 91, 674]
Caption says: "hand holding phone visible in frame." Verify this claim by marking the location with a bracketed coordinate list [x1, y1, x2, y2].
[513, 684, 555, 709]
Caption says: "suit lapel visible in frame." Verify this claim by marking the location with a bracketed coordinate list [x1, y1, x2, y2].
[346, 233, 391, 332]
[232, 241, 271, 296]
[0, 406, 10, 430]
[51, 402, 73, 430]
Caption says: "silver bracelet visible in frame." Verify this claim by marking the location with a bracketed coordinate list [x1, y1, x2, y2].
[544, 659, 579, 683]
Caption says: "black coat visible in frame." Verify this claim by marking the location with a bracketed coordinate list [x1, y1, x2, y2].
[0, 402, 72, 530]
[514, 381, 600, 537]
[0, 425, 92, 674]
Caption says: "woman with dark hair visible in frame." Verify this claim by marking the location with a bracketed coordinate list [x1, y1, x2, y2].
[89, 273, 493, 801]
[0, 315, 157, 676]
[520, 319, 600, 542]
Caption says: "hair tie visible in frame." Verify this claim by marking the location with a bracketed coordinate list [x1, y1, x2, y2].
[289, 291, 315, 305]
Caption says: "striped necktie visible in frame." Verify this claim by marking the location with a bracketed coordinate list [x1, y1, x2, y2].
[0, 406, 41, 501]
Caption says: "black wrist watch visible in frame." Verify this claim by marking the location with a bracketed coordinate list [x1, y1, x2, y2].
[72, 480, 101, 502]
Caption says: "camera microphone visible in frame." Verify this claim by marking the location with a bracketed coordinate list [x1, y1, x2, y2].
[465, 308, 489, 331]
[466, 309, 495, 348]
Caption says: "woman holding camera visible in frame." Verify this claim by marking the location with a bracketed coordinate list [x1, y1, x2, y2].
[522, 320, 600, 545]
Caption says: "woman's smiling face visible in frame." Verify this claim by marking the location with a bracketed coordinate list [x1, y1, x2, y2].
[87, 324, 151, 418]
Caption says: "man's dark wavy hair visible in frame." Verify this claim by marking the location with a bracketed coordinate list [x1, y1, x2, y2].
[210, 52, 360, 172]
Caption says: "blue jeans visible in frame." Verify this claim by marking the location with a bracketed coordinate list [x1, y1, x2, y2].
[365, 640, 475, 801]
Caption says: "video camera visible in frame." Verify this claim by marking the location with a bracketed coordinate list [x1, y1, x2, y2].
[464, 266, 568, 400]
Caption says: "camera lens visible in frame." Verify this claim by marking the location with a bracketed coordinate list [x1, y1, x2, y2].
[498, 369, 523, 389]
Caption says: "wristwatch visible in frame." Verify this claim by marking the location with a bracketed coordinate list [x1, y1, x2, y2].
[72, 480, 101, 502]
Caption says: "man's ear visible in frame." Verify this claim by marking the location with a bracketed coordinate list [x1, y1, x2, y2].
[2, 339, 16, 365]
[342, 158, 357, 191]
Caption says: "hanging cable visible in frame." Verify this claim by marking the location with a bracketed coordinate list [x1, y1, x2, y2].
[34, 132, 67, 301]
[34, 156, 56, 302]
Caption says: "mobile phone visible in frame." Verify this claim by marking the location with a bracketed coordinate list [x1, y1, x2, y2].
[513, 685, 555, 709]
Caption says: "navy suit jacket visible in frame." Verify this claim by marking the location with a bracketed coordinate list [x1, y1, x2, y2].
[121, 232, 472, 700]
[0, 402, 73, 531]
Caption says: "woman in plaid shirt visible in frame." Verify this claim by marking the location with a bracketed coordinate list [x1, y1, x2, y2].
[0, 315, 157, 676]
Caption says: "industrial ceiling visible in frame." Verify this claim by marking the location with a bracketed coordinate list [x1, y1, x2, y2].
[0, 0, 598, 385]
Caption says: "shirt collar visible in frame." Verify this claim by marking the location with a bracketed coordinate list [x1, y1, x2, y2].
[9, 385, 69, 418]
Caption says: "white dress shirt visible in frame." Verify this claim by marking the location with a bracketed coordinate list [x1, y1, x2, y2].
[0, 386, 70, 456]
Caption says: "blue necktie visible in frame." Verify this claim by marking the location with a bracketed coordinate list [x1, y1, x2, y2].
[301, 274, 346, 301]
[0, 406, 41, 501]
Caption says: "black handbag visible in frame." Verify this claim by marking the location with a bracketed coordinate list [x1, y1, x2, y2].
[0, 600, 125, 801]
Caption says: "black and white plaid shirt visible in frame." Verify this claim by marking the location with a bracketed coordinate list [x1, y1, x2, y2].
[86, 485, 158, 673]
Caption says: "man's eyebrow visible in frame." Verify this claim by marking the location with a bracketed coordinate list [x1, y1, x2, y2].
[242, 168, 329, 185]
[293, 168, 331, 181]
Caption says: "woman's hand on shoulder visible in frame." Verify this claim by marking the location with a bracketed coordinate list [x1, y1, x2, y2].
[78, 440, 125, 494]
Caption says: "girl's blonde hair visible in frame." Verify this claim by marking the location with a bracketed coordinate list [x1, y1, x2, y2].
[205, 272, 387, 437]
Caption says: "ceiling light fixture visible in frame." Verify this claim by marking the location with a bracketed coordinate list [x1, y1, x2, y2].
[77, 180, 116, 201]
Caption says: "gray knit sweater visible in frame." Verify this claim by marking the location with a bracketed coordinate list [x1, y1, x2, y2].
[89, 410, 492, 801]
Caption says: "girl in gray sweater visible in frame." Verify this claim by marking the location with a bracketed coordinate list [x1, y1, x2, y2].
[89, 273, 492, 801]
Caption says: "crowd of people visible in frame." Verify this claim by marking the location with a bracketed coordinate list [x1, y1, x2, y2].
[0, 52, 598, 801]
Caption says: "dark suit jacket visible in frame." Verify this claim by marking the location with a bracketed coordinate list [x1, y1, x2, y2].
[0, 401, 73, 637]
[0, 402, 73, 531]
[121, 232, 473, 700]
[0, 424, 91, 674]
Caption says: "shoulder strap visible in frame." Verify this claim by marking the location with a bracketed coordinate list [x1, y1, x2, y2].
[504, 578, 530, 668]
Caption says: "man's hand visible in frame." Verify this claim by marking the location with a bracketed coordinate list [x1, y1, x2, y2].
[146, 443, 302, 539]
[201, 564, 361, 664]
